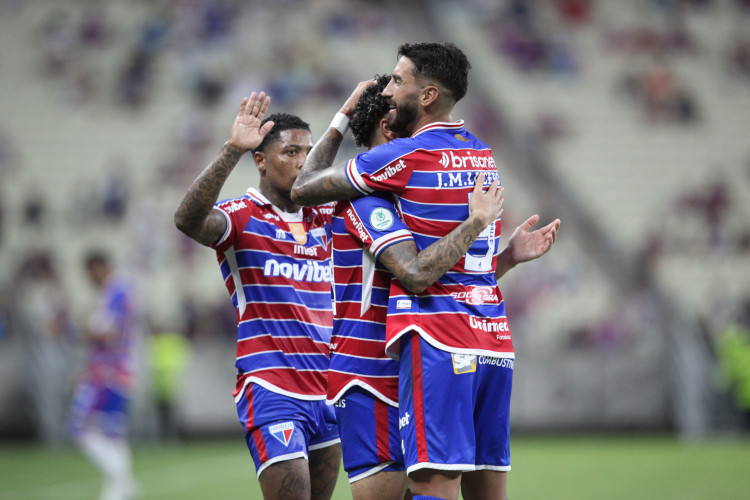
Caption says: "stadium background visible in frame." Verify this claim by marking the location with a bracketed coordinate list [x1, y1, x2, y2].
[1, 0, 749, 498]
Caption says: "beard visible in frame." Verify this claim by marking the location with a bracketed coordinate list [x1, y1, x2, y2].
[388, 96, 419, 137]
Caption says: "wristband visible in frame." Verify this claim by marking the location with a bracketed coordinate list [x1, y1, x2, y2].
[329, 112, 350, 137]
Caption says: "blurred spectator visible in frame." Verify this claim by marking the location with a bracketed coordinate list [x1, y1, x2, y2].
[15, 250, 77, 444]
[78, 4, 113, 49]
[727, 35, 750, 81]
[715, 300, 750, 429]
[117, 48, 155, 108]
[22, 190, 47, 227]
[39, 9, 76, 77]
[148, 328, 191, 441]
[618, 58, 700, 125]
[98, 161, 131, 222]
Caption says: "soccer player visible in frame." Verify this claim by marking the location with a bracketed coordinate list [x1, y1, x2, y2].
[68, 250, 142, 500]
[291, 43, 560, 500]
[323, 70, 560, 500]
[330, 75, 505, 500]
[174, 93, 340, 500]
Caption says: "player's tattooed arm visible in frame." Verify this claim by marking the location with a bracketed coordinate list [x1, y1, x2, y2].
[291, 79, 375, 206]
[378, 173, 503, 293]
[174, 143, 241, 246]
[379, 215, 491, 293]
[175, 92, 273, 246]
[290, 127, 359, 206]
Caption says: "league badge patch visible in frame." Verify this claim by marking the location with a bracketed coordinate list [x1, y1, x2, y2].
[369, 207, 394, 231]
[269, 421, 295, 447]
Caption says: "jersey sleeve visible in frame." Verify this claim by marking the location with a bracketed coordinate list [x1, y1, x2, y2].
[345, 140, 414, 196]
[210, 197, 253, 253]
[346, 193, 413, 259]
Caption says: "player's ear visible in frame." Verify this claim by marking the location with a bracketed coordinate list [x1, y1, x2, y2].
[253, 151, 266, 176]
[380, 118, 397, 142]
[421, 85, 439, 108]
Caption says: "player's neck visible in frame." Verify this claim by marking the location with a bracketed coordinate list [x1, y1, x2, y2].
[260, 183, 298, 214]
[411, 110, 454, 136]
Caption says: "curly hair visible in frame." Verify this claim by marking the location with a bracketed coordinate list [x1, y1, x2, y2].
[253, 112, 310, 153]
[398, 42, 471, 103]
[350, 74, 391, 148]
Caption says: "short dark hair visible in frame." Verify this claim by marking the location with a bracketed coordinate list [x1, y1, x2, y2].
[253, 112, 310, 153]
[397, 42, 470, 103]
[350, 74, 391, 148]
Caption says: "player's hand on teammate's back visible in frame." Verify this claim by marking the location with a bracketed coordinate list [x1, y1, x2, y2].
[227, 91, 275, 153]
[469, 172, 504, 228]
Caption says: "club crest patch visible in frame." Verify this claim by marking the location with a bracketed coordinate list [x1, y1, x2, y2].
[310, 226, 330, 250]
[288, 222, 308, 245]
[269, 421, 295, 447]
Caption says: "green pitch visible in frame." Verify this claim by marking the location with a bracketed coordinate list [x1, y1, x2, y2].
[1, 435, 749, 499]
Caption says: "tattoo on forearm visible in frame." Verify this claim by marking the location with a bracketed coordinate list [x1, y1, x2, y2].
[174, 143, 242, 243]
[293, 129, 356, 206]
[298, 129, 342, 180]
[383, 216, 486, 292]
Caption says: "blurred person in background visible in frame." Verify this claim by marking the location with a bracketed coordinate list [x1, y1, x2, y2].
[292, 42, 560, 500]
[148, 326, 191, 441]
[174, 93, 340, 500]
[68, 250, 142, 500]
[328, 75, 559, 500]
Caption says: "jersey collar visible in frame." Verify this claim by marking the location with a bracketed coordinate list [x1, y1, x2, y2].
[411, 120, 465, 138]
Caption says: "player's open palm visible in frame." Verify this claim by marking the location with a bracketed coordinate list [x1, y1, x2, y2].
[228, 92, 275, 153]
[469, 172, 504, 228]
[507, 215, 561, 263]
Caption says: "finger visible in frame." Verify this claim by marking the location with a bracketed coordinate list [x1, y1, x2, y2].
[486, 179, 499, 196]
[244, 92, 258, 117]
[251, 91, 266, 116]
[238, 97, 248, 115]
[473, 172, 486, 193]
[260, 120, 275, 137]
[520, 214, 540, 231]
[259, 95, 271, 118]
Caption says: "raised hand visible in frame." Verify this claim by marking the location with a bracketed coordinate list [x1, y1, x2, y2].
[506, 215, 561, 264]
[340, 79, 378, 116]
[469, 172, 504, 228]
[227, 92, 275, 153]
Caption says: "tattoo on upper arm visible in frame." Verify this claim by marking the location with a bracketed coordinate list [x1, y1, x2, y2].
[174, 144, 240, 245]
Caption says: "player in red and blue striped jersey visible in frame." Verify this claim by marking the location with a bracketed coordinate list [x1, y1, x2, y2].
[321, 73, 559, 500]
[292, 44, 560, 500]
[175, 94, 340, 500]
[69, 251, 143, 500]
[329, 75, 505, 500]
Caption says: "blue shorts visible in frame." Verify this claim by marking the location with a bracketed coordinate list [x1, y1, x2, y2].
[68, 381, 130, 438]
[398, 333, 513, 474]
[333, 387, 405, 482]
[235, 383, 340, 477]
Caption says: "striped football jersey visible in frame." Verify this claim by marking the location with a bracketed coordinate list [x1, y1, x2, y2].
[212, 188, 334, 400]
[327, 192, 413, 407]
[345, 121, 513, 359]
